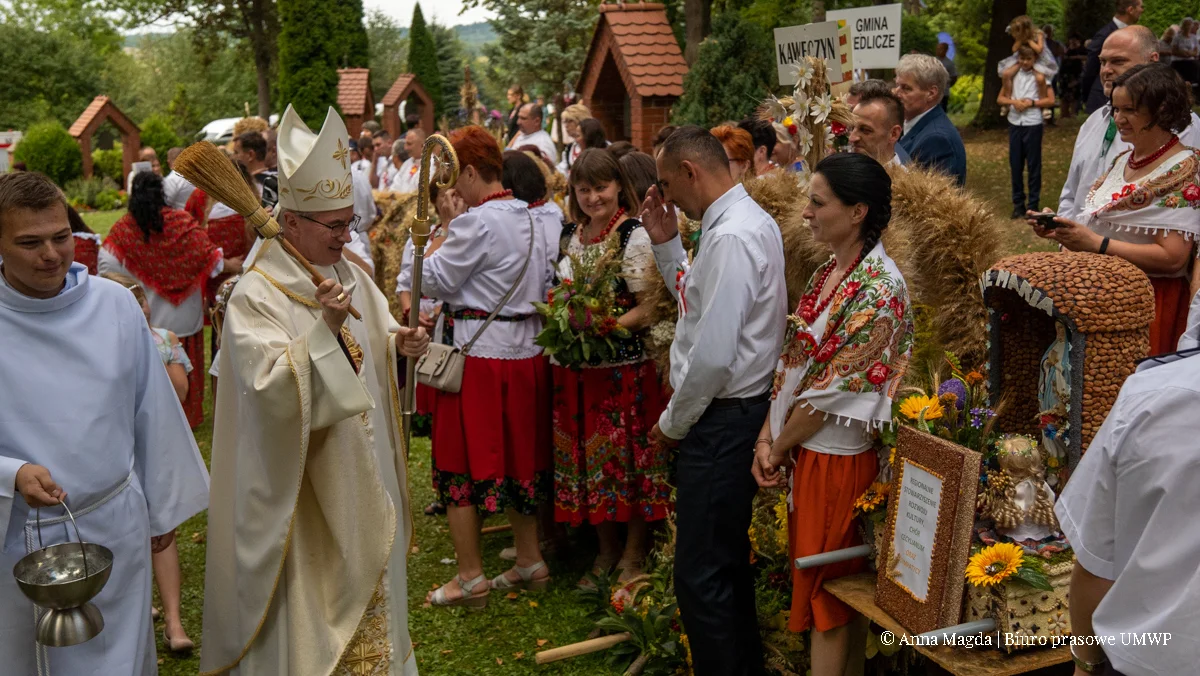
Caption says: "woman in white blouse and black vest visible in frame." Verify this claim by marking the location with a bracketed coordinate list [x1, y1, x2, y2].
[552, 149, 670, 586]
[419, 126, 557, 607]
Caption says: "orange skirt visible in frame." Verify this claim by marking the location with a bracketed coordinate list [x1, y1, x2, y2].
[787, 446, 878, 633]
[1149, 276, 1192, 355]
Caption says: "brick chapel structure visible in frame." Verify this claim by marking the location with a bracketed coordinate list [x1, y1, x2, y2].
[577, 3, 688, 153]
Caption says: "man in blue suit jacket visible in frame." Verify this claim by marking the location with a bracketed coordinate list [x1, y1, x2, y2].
[894, 54, 967, 186]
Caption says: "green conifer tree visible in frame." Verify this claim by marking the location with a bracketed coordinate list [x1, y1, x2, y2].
[406, 2, 444, 119]
[278, 0, 342, 127]
[334, 0, 370, 68]
[673, 10, 776, 128]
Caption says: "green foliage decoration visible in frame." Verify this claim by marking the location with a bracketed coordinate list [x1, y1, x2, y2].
[13, 121, 83, 187]
[672, 10, 777, 128]
[139, 114, 184, 165]
[406, 3, 444, 120]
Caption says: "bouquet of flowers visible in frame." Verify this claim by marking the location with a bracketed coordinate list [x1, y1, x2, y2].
[885, 352, 1000, 456]
[533, 245, 632, 367]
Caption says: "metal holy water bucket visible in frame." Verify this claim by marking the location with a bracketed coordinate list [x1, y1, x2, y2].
[12, 502, 114, 647]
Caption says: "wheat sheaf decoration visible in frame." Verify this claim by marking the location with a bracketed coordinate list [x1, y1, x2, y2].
[758, 56, 855, 173]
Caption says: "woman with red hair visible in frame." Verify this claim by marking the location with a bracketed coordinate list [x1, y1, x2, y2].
[711, 124, 755, 183]
[418, 125, 557, 607]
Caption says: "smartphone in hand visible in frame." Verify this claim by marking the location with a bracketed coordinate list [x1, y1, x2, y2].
[1033, 213, 1059, 230]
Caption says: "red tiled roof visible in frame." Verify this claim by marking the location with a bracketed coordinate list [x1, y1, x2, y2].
[382, 74, 432, 108]
[585, 3, 688, 98]
[69, 95, 138, 138]
[337, 68, 373, 116]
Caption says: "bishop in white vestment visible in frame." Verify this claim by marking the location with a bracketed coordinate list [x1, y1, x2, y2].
[0, 172, 210, 675]
[200, 105, 426, 676]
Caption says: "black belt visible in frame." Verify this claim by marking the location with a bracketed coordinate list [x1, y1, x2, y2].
[709, 390, 771, 409]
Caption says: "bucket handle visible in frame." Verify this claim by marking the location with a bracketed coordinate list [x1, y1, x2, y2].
[35, 501, 88, 579]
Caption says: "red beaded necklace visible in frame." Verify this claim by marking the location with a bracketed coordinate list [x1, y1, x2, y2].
[478, 189, 513, 206]
[528, 199, 547, 209]
[585, 207, 626, 244]
[798, 248, 865, 325]
[1128, 135, 1179, 170]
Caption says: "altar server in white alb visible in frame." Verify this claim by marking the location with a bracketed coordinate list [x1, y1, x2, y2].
[0, 171, 210, 674]
[200, 104, 429, 676]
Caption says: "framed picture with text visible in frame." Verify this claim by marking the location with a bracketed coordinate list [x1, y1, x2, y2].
[874, 426, 982, 635]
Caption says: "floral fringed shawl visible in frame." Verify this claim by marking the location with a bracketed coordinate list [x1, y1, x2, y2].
[770, 241, 914, 434]
[1082, 147, 1200, 244]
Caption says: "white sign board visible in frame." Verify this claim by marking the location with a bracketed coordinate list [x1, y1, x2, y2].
[774, 21, 843, 86]
[827, 3, 903, 70]
[890, 459, 943, 602]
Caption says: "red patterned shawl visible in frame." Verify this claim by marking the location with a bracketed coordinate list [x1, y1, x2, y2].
[102, 207, 222, 306]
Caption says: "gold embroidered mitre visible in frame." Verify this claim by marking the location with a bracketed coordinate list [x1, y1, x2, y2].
[276, 104, 355, 212]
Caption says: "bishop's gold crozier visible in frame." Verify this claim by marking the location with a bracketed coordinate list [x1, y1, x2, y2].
[403, 134, 459, 451]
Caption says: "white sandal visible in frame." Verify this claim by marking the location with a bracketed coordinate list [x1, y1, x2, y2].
[428, 573, 489, 608]
[490, 561, 551, 591]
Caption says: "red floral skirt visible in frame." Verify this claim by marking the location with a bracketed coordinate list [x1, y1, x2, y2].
[552, 361, 672, 526]
[1149, 276, 1191, 355]
[431, 355, 552, 515]
[787, 446, 877, 633]
[180, 332, 205, 429]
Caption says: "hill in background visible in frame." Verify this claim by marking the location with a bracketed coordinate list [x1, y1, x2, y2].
[125, 21, 497, 52]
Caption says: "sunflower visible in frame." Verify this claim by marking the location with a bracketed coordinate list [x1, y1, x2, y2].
[853, 482, 890, 513]
[899, 394, 944, 421]
[965, 543, 1025, 587]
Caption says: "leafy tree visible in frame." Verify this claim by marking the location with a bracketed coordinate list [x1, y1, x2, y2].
[14, 121, 83, 187]
[333, 0, 369, 68]
[406, 3, 444, 119]
[0, 24, 104, 130]
[1028, 0, 1065, 35]
[926, 0, 992, 76]
[93, 144, 125, 183]
[106, 0, 279, 118]
[901, 12, 939, 55]
[1140, 0, 1194, 37]
[278, 0, 342, 128]
[367, 9, 408, 101]
[470, 0, 598, 100]
[673, 10, 776, 128]
[2, 0, 123, 54]
[431, 22, 469, 120]
[140, 114, 185, 163]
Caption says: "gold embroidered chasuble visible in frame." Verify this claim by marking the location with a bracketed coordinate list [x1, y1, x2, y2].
[200, 237, 417, 676]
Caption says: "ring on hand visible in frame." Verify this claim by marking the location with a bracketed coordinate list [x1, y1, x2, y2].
[336, 292, 347, 302]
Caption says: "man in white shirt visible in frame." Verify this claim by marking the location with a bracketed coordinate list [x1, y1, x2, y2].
[371, 129, 393, 189]
[1055, 353, 1200, 676]
[162, 146, 196, 209]
[507, 103, 559, 165]
[642, 126, 786, 676]
[1052, 26, 1200, 222]
[389, 127, 428, 194]
[850, 89, 908, 169]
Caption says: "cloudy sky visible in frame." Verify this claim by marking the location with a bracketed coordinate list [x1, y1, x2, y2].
[367, 0, 496, 27]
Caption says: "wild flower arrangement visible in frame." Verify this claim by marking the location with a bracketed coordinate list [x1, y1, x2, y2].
[965, 542, 1053, 591]
[886, 352, 1000, 456]
[758, 57, 855, 175]
[533, 245, 632, 367]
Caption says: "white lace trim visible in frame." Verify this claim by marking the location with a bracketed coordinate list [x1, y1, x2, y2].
[1086, 216, 1198, 240]
[473, 198, 529, 214]
[796, 399, 896, 431]
[467, 344, 544, 360]
[72, 232, 101, 244]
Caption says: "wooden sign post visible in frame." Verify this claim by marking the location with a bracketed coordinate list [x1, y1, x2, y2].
[875, 427, 981, 634]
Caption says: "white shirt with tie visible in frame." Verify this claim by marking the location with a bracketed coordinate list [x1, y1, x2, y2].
[650, 183, 787, 440]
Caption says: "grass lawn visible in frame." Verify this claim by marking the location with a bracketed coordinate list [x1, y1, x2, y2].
[79, 209, 123, 237]
[152, 120, 1080, 674]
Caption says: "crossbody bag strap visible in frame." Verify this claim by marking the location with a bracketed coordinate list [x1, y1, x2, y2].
[460, 211, 536, 355]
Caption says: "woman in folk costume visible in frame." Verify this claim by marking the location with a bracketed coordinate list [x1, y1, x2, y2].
[1032, 64, 1199, 353]
[200, 105, 428, 676]
[753, 154, 913, 676]
[712, 124, 757, 184]
[67, 204, 100, 274]
[419, 125, 557, 607]
[551, 148, 670, 585]
[100, 172, 244, 428]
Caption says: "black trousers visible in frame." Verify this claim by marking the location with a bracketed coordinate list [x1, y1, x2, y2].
[1008, 122, 1043, 211]
[673, 394, 770, 676]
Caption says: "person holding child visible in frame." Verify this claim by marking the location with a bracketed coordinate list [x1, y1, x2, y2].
[999, 45, 1056, 218]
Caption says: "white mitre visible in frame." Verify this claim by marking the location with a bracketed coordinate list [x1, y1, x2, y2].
[276, 104, 354, 212]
